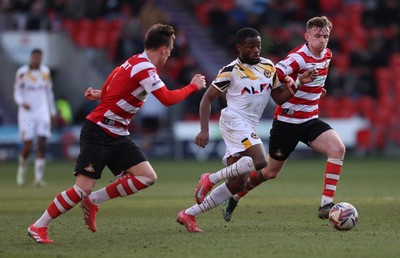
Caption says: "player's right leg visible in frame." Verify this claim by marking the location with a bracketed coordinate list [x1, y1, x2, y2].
[309, 128, 345, 219]
[17, 140, 32, 186]
[17, 116, 35, 186]
[28, 175, 94, 244]
[34, 136, 48, 187]
[33, 120, 51, 187]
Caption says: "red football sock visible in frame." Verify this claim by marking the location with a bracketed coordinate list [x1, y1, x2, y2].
[322, 159, 343, 205]
[47, 185, 85, 219]
[236, 170, 265, 198]
[34, 185, 86, 228]
[105, 174, 152, 199]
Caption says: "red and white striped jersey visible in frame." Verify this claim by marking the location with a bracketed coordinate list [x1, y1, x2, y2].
[274, 43, 332, 124]
[87, 52, 165, 136]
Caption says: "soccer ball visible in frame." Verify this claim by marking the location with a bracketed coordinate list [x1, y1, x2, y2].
[328, 202, 358, 231]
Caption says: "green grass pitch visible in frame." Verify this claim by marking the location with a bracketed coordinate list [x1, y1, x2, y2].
[0, 157, 399, 258]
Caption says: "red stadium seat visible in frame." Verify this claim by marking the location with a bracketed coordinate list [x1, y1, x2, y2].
[89, 19, 111, 48]
[73, 29, 91, 48]
[331, 53, 349, 74]
[106, 29, 121, 60]
[357, 96, 375, 120]
[69, 19, 94, 48]
[195, 2, 211, 26]
[91, 28, 109, 48]
[94, 18, 110, 31]
[77, 19, 93, 31]
[389, 53, 400, 67]
[218, 0, 235, 12]
[336, 97, 357, 118]
[374, 68, 390, 83]
[350, 26, 367, 50]
[356, 128, 372, 151]
[319, 96, 339, 118]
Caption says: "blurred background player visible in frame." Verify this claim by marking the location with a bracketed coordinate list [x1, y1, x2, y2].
[14, 48, 57, 187]
[27, 23, 206, 244]
[222, 16, 345, 221]
[176, 27, 315, 233]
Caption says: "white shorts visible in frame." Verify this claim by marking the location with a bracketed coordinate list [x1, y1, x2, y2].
[219, 118, 263, 165]
[18, 115, 51, 141]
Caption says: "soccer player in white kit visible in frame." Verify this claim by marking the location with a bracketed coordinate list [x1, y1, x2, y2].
[176, 28, 315, 232]
[14, 48, 57, 187]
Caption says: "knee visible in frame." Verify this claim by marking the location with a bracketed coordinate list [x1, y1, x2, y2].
[331, 143, 346, 159]
[22, 144, 32, 154]
[147, 172, 157, 185]
[134, 171, 157, 186]
[75, 175, 96, 195]
[241, 156, 267, 171]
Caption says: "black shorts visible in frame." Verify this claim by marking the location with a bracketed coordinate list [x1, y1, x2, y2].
[74, 120, 147, 179]
[269, 118, 332, 161]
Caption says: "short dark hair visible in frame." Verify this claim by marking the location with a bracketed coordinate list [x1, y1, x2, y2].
[236, 27, 260, 44]
[306, 16, 333, 31]
[144, 23, 175, 50]
[31, 48, 42, 55]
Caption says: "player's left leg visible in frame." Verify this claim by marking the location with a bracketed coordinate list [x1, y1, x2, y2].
[310, 129, 346, 219]
[178, 181, 238, 232]
[28, 174, 95, 243]
[194, 155, 256, 204]
[34, 136, 48, 187]
[17, 116, 35, 186]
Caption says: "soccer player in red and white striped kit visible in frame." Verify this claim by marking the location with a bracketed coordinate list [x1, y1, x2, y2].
[27, 23, 206, 244]
[221, 16, 346, 221]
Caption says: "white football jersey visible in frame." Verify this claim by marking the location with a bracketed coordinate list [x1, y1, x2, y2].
[14, 64, 56, 120]
[212, 57, 281, 128]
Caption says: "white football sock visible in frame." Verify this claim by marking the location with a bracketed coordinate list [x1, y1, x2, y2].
[209, 156, 255, 184]
[321, 196, 333, 207]
[16, 155, 28, 186]
[34, 158, 46, 183]
[89, 187, 110, 205]
[185, 183, 232, 216]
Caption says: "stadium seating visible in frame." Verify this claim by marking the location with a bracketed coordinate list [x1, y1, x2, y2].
[62, 18, 121, 57]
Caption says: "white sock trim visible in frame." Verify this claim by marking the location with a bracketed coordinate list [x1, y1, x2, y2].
[135, 175, 153, 186]
[327, 158, 343, 166]
[73, 184, 87, 198]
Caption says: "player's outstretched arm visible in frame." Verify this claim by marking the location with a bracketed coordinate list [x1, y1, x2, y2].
[152, 74, 206, 106]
